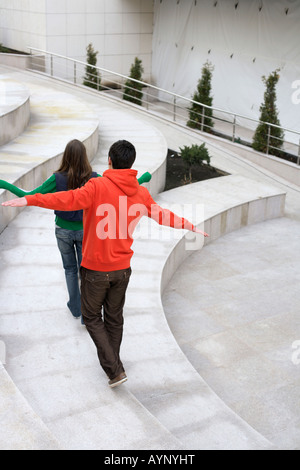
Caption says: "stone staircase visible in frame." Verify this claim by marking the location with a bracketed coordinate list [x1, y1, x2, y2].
[0, 65, 287, 450]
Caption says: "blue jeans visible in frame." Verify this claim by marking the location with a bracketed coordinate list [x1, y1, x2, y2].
[55, 227, 83, 318]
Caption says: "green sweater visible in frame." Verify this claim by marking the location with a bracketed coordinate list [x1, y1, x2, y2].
[0, 171, 152, 231]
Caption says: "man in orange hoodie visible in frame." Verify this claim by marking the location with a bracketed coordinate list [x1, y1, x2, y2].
[2, 140, 208, 388]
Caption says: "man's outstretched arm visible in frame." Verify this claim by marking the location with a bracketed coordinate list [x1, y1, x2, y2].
[2, 178, 96, 211]
[146, 194, 209, 237]
[0, 171, 151, 202]
[2, 197, 27, 207]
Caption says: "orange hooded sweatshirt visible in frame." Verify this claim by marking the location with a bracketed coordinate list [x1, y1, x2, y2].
[25, 169, 196, 271]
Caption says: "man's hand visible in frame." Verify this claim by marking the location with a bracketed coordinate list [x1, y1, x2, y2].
[193, 227, 210, 237]
[1, 197, 27, 207]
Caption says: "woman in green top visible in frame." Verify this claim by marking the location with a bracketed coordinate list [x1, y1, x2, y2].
[0, 139, 151, 324]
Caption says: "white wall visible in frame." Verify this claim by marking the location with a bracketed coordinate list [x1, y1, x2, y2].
[0, 0, 47, 51]
[152, 0, 300, 139]
[0, 0, 154, 80]
[2, 0, 299, 141]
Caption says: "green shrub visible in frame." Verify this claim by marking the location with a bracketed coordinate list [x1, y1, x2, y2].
[83, 43, 101, 90]
[187, 61, 214, 133]
[252, 69, 284, 157]
[179, 143, 211, 182]
[123, 57, 144, 106]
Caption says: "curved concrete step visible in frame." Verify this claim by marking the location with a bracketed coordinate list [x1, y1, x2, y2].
[0, 65, 99, 233]
[0, 67, 287, 450]
[0, 179, 281, 450]
[0, 64, 168, 234]
[0, 76, 30, 146]
[0, 206, 185, 450]
[0, 68, 176, 450]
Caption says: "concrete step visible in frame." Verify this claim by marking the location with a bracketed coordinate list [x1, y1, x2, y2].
[0, 75, 30, 146]
[123, 175, 284, 450]
[0, 67, 180, 450]
[0, 206, 186, 450]
[0, 67, 288, 450]
[0, 65, 99, 233]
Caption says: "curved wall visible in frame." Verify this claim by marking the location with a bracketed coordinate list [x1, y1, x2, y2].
[0, 80, 30, 145]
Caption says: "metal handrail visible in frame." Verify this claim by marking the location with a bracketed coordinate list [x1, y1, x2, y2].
[28, 47, 300, 164]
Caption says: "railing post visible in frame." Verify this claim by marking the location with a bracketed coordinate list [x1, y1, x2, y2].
[173, 96, 176, 121]
[232, 115, 236, 142]
[201, 106, 205, 131]
[266, 124, 271, 154]
[97, 70, 100, 91]
[74, 62, 77, 84]
[50, 55, 53, 77]
[298, 138, 300, 165]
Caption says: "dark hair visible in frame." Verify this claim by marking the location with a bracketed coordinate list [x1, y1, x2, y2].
[109, 140, 136, 169]
[56, 139, 93, 189]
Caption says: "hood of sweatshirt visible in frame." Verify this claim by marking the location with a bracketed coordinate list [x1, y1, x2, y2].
[102, 168, 139, 197]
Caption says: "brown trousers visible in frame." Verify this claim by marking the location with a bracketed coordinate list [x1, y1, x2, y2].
[80, 266, 131, 380]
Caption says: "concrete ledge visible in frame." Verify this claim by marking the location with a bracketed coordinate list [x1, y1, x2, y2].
[237, 146, 300, 187]
[0, 53, 45, 72]
[0, 77, 100, 234]
[0, 128, 99, 234]
[161, 176, 286, 292]
[0, 77, 30, 145]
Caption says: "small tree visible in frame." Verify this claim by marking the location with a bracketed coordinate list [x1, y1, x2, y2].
[180, 143, 211, 182]
[187, 61, 214, 133]
[83, 43, 101, 90]
[252, 69, 284, 157]
[123, 57, 144, 106]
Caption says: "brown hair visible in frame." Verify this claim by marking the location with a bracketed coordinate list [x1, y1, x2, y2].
[56, 139, 93, 190]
